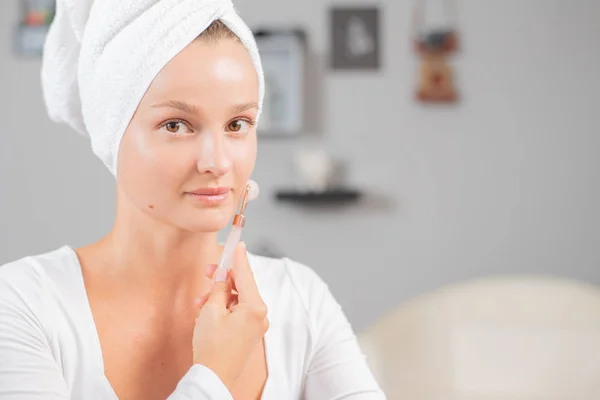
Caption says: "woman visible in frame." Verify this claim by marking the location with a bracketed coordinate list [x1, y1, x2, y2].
[0, 0, 385, 399]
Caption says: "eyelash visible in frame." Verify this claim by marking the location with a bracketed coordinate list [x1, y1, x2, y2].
[160, 118, 256, 137]
[160, 119, 191, 136]
[228, 118, 256, 136]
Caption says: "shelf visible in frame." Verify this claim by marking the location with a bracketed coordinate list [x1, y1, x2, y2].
[275, 188, 363, 205]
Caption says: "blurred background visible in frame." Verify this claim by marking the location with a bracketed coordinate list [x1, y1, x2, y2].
[1, 0, 600, 398]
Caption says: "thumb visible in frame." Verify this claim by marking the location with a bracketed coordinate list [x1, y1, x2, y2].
[208, 268, 231, 307]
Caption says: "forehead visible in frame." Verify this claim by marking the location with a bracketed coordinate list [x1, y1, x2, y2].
[142, 39, 259, 106]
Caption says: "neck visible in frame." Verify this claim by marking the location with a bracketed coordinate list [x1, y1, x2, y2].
[90, 196, 223, 293]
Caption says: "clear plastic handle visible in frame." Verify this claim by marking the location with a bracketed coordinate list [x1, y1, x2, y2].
[218, 225, 243, 271]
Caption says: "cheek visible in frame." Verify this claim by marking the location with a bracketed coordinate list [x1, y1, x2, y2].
[231, 136, 257, 180]
[121, 127, 169, 170]
[118, 127, 191, 202]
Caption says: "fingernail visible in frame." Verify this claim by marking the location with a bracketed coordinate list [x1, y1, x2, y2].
[240, 242, 247, 250]
[205, 264, 217, 274]
[214, 267, 228, 282]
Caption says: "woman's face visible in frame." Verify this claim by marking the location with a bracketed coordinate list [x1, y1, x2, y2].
[117, 38, 259, 233]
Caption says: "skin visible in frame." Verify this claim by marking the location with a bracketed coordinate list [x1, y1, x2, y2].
[75, 37, 267, 400]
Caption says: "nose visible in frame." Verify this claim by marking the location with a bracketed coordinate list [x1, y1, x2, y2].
[195, 130, 232, 177]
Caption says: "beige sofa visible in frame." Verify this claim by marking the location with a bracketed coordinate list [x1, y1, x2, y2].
[358, 276, 600, 400]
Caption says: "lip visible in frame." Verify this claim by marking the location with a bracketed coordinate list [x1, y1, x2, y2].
[187, 187, 230, 196]
[185, 187, 231, 206]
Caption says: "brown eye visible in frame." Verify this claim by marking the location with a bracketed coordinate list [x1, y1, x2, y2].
[228, 120, 242, 132]
[166, 121, 180, 133]
[226, 119, 253, 136]
[161, 120, 192, 135]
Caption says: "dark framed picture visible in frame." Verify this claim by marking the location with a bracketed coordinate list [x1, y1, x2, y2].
[330, 7, 381, 70]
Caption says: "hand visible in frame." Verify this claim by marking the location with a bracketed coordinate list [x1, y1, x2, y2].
[191, 243, 269, 390]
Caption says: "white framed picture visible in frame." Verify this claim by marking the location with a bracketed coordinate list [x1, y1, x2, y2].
[254, 29, 305, 137]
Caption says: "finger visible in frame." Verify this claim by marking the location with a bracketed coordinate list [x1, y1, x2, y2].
[194, 293, 210, 313]
[226, 294, 239, 310]
[207, 268, 232, 308]
[230, 242, 262, 304]
[205, 264, 218, 279]
[224, 275, 238, 297]
[229, 272, 238, 293]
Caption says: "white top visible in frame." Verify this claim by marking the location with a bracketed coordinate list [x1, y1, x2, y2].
[0, 246, 385, 399]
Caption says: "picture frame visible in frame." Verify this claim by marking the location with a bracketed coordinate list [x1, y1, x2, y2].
[14, 0, 55, 57]
[14, 23, 50, 57]
[330, 7, 380, 70]
[253, 29, 306, 137]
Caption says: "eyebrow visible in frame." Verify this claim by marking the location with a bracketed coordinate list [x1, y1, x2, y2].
[151, 100, 258, 114]
[232, 102, 259, 113]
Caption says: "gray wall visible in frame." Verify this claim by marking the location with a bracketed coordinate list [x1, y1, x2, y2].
[1, 0, 599, 332]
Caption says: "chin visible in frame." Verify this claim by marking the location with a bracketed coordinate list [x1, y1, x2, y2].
[180, 211, 232, 233]
[187, 222, 229, 234]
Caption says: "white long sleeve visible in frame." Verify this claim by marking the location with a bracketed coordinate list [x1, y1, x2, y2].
[0, 246, 385, 399]
[0, 283, 70, 399]
[166, 365, 233, 400]
[282, 260, 386, 400]
[304, 280, 385, 399]
[0, 270, 232, 400]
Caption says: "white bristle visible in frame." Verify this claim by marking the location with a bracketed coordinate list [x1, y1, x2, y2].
[247, 179, 260, 201]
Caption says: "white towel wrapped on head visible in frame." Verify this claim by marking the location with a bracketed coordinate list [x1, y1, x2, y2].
[41, 0, 264, 176]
